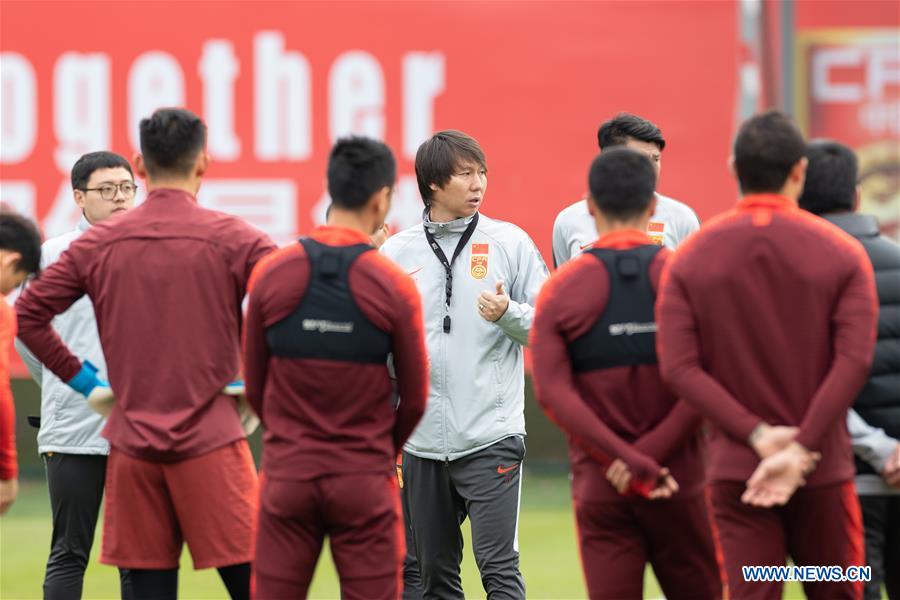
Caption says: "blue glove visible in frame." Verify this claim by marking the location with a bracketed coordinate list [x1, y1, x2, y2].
[223, 380, 245, 396]
[66, 360, 108, 397]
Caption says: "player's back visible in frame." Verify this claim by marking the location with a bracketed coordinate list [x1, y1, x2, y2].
[662, 193, 876, 484]
[536, 234, 704, 500]
[66, 188, 275, 459]
[246, 226, 425, 481]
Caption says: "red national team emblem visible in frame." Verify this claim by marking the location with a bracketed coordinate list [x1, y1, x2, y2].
[471, 243, 489, 279]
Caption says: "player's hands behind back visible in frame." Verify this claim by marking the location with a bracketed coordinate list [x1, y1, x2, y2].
[742, 442, 820, 507]
[605, 459, 679, 499]
[749, 423, 798, 459]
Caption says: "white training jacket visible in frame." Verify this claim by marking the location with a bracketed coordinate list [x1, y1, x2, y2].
[551, 193, 700, 266]
[15, 216, 110, 456]
[381, 211, 549, 461]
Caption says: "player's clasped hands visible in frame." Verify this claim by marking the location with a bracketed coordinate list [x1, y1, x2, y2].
[749, 423, 799, 459]
[478, 280, 510, 322]
[742, 423, 822, 508]
[605, 459, 680, 499]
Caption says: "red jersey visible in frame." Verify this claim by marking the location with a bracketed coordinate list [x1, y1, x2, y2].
[531, 229, 704, 501]
[0, 301, 17, 480]
[657, 194, 878, 486]
[243, 226, 428, 481]
[16, 189, 276, 461]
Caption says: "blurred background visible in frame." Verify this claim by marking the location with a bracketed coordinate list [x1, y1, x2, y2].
[1, 1, 898, 597]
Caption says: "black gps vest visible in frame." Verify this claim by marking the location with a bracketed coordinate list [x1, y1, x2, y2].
[265, 238, 392, 363]
[568, 245, 663, 373]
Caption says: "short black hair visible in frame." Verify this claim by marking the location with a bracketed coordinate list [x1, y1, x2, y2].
[327, 137, 396, 210]
[71, 151, 133, 190]
[597, 113, 666, 151]
[733, 110, 806, 194]
[798, 140, 858, 215]
[0, 209, 42, 275]
[588, 147, 658, 221]
[415, 130, 486, 204]
[139, 108, 207, 178]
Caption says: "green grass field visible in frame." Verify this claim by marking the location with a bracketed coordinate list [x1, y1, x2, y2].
[2, 474, 814, 599]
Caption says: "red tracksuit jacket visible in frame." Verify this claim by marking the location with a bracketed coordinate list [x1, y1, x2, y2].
[243, 226, 429, 481]
[532, 229, 704, 500]
[657, 194, 878, 486]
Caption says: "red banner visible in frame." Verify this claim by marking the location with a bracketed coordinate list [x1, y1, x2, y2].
[1, 1, 740, 249]
[2, 1, 741, 376]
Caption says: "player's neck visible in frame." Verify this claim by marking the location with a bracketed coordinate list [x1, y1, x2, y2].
[327, 209, 375, 237]
[595, 217, 649, 237]
[145, 178, 200, 197]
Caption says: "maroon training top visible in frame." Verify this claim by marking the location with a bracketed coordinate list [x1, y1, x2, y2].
[16, 189, 276, 461]
[531, 229, 705, 502]
[243, 226, 429, 481]
[657, 194, 878, 486]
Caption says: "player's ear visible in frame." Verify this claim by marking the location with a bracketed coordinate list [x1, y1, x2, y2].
[133, 154, 148, 180]
[853, 185, 861, 212]
[586, 197, 597, 217]
[790, 157, 808, 183]
[370, 186, 391, 219]
[0, 250, 22, 271]
[727, 155, 737, 179]
[195, 151, 210, 178]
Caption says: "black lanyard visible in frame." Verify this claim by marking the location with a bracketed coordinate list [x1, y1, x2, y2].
[423, 211, 479, 333]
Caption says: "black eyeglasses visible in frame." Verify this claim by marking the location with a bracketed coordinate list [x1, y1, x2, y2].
[81, 182, 138, 200]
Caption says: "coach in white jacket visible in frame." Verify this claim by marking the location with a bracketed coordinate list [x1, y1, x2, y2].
[382, 130, 547, 600]
[16, 151, 135, 600]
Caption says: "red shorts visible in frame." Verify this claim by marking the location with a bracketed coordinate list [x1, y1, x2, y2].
[710, 480, 864, 600]
[254, 473, 403, 600]
[101, 440, 258, 569]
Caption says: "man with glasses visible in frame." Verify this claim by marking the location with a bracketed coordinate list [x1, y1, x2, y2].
[16, 151, 136, 600]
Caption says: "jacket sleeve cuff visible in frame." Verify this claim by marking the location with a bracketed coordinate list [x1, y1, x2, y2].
[494, 300, 531, 345]
[735, 416, 764, 447]
[66, 360, 100, 397]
